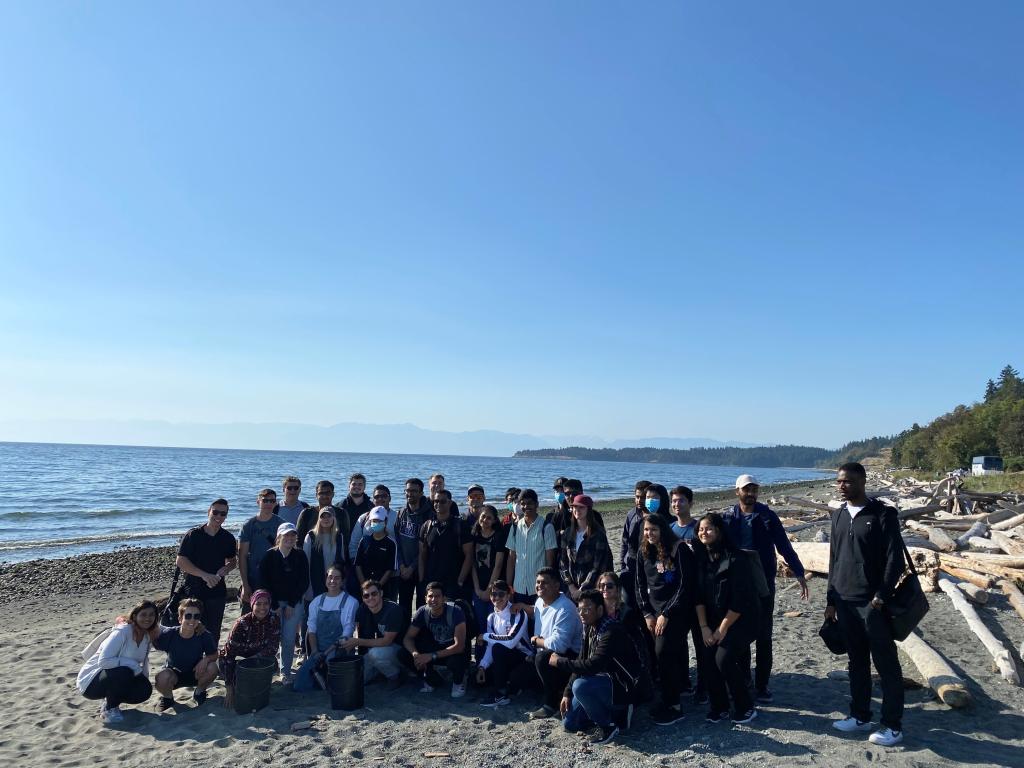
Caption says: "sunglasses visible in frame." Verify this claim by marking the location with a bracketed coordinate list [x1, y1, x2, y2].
[285, 485, 300, 491]
[182, 612, 201, 620]
[598, 584, 616, 591]
[362, 592, 381, 599]
[211, 510, 228, 517]
[260, 498, 276, 504]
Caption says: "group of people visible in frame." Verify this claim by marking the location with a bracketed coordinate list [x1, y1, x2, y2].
[77, 463, 909, 747]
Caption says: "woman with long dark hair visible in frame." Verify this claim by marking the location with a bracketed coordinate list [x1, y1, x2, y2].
[695, 512, 760, 725]
[77, 600, 159, 724]
[636, 513, 696, 726]
[560, 495, 612, 601]
[470, 504, 508, 635]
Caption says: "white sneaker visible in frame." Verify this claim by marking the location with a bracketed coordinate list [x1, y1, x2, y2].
[833, 716, 873, 732]
[450, 682, 466, 699]
[419, 681, 435, 693]
[101, 705, 124, 724]
[869, 727, 903, 746]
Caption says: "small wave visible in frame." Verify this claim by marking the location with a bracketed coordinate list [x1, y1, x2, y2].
[0, 529, 183, 552]
[0, 507, 174, 521]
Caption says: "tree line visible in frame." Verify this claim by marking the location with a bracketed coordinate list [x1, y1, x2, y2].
[890, 365, 1024, 472]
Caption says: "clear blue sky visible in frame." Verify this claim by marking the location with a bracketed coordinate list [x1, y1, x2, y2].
[1, 2, 1021, 449]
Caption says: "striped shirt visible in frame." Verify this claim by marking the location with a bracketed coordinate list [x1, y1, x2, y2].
[507, 515, 557, 595]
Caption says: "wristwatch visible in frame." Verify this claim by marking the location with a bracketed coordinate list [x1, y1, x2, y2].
[431, 652, 438, 662]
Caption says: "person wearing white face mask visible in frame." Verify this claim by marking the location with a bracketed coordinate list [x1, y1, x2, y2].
[355, 507, 398, 600]
[501, 487, 522, 526]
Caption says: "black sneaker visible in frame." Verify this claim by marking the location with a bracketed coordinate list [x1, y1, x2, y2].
[706, 710, 730, 724]
[651, 704, 684, 726]
[590, 725, 619, 745]
[157, 696, 175, 712]
[192, 689, 208, 707]
[755, 687, 774, 704]
[694, 691, 710, 706]
[732, 708, 758, 725]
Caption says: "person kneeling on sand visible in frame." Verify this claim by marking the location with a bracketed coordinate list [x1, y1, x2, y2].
[218, 590, 281, 710]
[293, 565, 358, 692]
[513, 567, 584, 720]
[77, 600, 160, 725]
[476, 580, 533, 707]
[553, 589, 649, 745]
[399, 581, 469, 698]
[154, 598, 219, 710]
[336, 579, 404, 688]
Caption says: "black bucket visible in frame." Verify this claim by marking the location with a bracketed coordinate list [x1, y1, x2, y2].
[234, 656, 275, 714]
[327, 656, 364, 710]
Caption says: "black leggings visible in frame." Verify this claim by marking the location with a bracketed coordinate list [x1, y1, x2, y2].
[702, 637, 753, 717]
[83, 667, 153, 709]
[654, 615, 688, 706]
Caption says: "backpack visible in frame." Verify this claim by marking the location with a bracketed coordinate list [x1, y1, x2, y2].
[448, 599, 479, 643]
[740, 549, 771, 599]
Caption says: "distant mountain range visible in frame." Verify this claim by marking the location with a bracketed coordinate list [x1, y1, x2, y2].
[0, 418, 759, 457]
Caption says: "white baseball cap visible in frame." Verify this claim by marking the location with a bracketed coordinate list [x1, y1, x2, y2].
[735, 474, 759, 489]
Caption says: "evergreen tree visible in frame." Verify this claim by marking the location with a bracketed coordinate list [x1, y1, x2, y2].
[985, 379, 998, 403]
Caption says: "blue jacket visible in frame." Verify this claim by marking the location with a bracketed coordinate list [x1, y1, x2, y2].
[722, 503, 805, 592]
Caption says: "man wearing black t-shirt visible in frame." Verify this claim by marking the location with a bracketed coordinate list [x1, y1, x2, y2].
[175, 499, 237, 644]
[419, 490, 473, 602]
[341, 579, 404, 687]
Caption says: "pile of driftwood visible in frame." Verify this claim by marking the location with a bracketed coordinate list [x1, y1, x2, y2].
[767, 471, 1024, 709]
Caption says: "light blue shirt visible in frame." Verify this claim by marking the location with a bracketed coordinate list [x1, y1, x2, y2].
[535, 593, 583, 655]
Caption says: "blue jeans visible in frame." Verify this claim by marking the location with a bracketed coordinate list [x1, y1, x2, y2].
[472, 595, 493, 635]
[563, 675, 617, 731]
[279, 603, 305, 676]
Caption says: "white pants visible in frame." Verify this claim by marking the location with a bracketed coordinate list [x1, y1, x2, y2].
[363, 645, 401, 681]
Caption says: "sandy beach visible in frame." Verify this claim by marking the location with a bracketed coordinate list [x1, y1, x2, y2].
[3, 479, 1024, 768]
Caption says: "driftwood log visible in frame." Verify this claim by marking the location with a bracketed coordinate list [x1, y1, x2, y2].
[989, 530, 1024, 557]
[939, 565, 995, 589]
[896, 631, 972, 707]
[937, 577, 1020, 684]
[954, 580, 989, 605]
[1000, 579, 1024, 624]
[955, 521, 988, 549]
[992, 512, 1024, 532]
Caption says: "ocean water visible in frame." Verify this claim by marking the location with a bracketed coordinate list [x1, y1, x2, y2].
[0, 442, 830, 563]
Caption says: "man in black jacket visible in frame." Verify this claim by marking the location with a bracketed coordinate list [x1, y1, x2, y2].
[550, 589, 648, 746]
[825, 462, 906, 747]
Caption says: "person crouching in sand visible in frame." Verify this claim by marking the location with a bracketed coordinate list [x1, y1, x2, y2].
[153, 599, 219, 710]
[77, 600, 160, 725]
[218, 590, 281, 710]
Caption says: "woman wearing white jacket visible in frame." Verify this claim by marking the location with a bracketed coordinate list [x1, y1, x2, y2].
[77, 600, 159, 724]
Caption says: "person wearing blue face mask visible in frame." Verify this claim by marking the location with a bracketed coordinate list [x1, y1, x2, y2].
[355, 508, 398, 600]
[643, 484, 673, 522]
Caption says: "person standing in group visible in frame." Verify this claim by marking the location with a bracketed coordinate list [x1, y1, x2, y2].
[297, 480, 351, 550]
[303, 505, 347, 603]
[548, 477, 572, 546]
[619, 480, 652, 610]
[470, 504, 508, 635]
[355, 507, 398, 600]
[670, 485, 697, 544]
[77, 601, 159, 724]
[464, 483, 485, 526]
[505, 489, 558, 603]
[560, 494, 612, 600]
[340, 472, 373, 544]
[419, 490, 473, 602]
[428, 473, 460, 517]
[694, 513, 760, 725]
[275, 475, 309, 527]
[553, 589, 648, 745]
[501, 487, 522, 526]
[340, 579, 404, 687]
[826, 462, 907, 747]
[397, 477, 433, 616]
[349, 485, 399, 561]
[238, 488, 283, 613]
[400, 581, 470, 698]
[175, 499, 237, 645]
[724, 474, 809, 703]
[636, 513, 696, 726]
[153, 598, 219, 710]
[259, 523, 310, 683]
[669, 484, 705, 703]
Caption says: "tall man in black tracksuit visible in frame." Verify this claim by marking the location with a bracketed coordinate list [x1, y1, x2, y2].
[825, 462, 906, 747]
